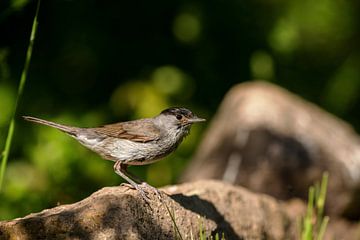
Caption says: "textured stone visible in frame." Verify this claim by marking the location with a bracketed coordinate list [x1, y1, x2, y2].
[0, 180, 298, 240]
[181, 81, 360, 218]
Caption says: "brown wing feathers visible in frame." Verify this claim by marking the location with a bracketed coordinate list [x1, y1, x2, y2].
[92, 119, 160, 143]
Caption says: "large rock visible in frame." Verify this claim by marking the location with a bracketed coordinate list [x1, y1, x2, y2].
[181, 81, 360, 218]
[0, 180, 298, 240]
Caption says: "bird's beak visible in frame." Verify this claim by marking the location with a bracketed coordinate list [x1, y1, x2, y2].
[188, 116, 206, 123]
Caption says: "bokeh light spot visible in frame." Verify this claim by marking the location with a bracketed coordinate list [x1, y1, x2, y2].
[11, 0, 29, 10]
[250, 51, 274, 80]
[5, 161, 47, 200]
[269, 19, 299, 54]
[152, 66, 185, 95]
[323, 55, 360, 114]
[173, 13, 201, 43]
[111, 81, 168, 118]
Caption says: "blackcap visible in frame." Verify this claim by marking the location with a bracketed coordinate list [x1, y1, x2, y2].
[23, 107, 205, 202]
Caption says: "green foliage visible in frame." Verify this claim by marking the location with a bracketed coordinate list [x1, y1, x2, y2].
[300, 172, 329, 240]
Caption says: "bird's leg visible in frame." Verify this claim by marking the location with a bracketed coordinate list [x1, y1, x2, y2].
[113, 161, 149, 201]
[113, 161, 161, 202]
[117, 164, 141, 189]
[121, 166, 144, 184]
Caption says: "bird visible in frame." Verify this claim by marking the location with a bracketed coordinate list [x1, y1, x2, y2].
[23, 107, 205, 201]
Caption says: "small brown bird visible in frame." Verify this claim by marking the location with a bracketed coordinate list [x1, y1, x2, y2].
[23, 107, 205, 201]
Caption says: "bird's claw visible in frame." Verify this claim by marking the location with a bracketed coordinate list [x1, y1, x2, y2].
[140, 182, 162, 200]
[121, 182, 162, 203]
[137, 186, 152, 203]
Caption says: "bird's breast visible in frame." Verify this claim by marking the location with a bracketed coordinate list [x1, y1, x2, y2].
[76, 128, 187, 165]
[91, 137, 181, 165]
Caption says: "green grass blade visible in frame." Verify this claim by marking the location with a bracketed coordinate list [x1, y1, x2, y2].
[300, 172, 330, 240]
[199, 217, 204, 240]
[0, 0, 41, 191]
[163, 200, 184, 240]
[316, 216, 329, 240]
[302, 186, 314, 240]
[316, 172, 328, 221]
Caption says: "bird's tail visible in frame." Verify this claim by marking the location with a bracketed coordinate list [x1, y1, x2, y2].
[23, 116, 79, 136]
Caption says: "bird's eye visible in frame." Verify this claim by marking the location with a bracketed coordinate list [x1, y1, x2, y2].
[176, 114, 183, 120]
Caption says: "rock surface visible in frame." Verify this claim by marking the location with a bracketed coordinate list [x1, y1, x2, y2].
[181, 81, 360, 218]
[0, 180, 298, 240]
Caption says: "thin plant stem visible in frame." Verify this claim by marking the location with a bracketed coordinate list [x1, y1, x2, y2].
[316, 216, 329, 240]
[163, 200, 184, 240]
[199, 217, 204, 240]
[302, 186, 314, 240]
[316, 172, 328, 224]
[300, 172, 330, 240]
[0, 0, 41, 191]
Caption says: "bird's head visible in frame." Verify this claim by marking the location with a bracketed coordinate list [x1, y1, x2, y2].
[154, 107, 206, 137]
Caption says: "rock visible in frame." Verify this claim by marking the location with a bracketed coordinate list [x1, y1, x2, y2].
[325, 219, 360, 240]
[0, 180, 298, 240]
[181, 81, 360, 218]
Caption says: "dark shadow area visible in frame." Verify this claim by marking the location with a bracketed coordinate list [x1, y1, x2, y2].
[170, 193, 242, 240]
[235, 127, 355, 218]
[16, 207, 92, 240]
[342, 187, 360, 221]
[238, 127, 321, 200]
[100, 194, 173, 240]
[0, 227, 10, 240]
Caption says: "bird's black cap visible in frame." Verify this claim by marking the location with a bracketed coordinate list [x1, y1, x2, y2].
[161, 107, 194, 118]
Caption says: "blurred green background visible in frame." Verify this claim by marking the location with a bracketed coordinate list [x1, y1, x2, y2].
[0, 0, 359, 220]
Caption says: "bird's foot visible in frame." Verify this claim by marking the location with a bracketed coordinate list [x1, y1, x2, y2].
[140, 182, 162, 200]
[121, 182, 162, 203]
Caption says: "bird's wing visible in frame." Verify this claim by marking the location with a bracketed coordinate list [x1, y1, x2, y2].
[92, 119, 160, 143]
